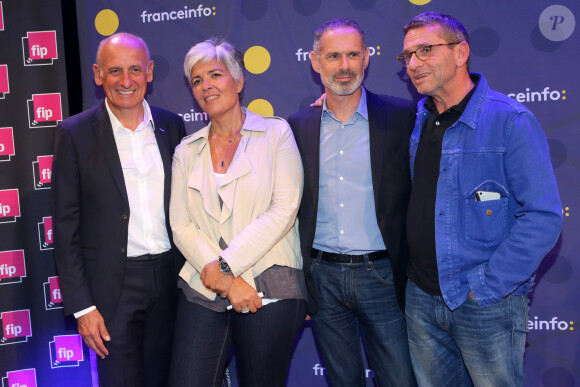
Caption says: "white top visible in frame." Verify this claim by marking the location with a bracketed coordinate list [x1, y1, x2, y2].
[214, 172, 226, 188]
[106, 99, 170, 257]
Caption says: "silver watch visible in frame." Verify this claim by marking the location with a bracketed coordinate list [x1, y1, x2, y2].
[218, 256, 231, 275]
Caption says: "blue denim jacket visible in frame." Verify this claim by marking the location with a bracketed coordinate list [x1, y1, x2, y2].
[409, 73, 562, 310]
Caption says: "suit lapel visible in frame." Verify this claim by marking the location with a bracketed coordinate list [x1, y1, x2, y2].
[302, 108, 322, 205]
[152, 109, 173, 216]
[94, 102, 129, 207]
[366, 91, 387, 205]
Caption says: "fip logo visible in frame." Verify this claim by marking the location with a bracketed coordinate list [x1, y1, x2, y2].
[0, 2, 4, 31]
[0, 189, 21, 223]
[43, 276, 63, 310]
[50, 334, 84, 368]
[27, 93, 62, 128]
[0, 127, 15, 162]
[22, 31, 58, 65]
[3, 368, 37, 387]
[37, 216, 53, 250]
[0, 310, 32, 345]
[0, 250, 26, 285]
[32, 155, 52, 190]
[0, 64, 9, 99]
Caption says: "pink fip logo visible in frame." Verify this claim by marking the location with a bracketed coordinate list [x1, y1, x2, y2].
[0, 127, 15, 162]
[22, 31, 58, 65]
[0, 189, 20, 223]
[0, 250, 26, 284]
[1, 310, 32, 344]
[27, 93, 62, 128]
[6, 368, 37, 387]
[0, 64, 9, 98]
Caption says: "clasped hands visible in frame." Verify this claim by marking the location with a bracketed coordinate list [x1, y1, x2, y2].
[200, 259, 263, 313]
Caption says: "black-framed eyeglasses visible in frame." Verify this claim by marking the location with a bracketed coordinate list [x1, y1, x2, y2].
[397, 42, 461, 67]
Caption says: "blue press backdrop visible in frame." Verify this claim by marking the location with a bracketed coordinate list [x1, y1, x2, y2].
[0, 1, 577, 386]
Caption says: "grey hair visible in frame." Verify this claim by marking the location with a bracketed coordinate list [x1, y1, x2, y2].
[184, 37, 244, 86]
[95, 32, 151, 69]
[403, 12, 470, 69]
[403, 12, 469, 45]
[313, 18, 366, 54]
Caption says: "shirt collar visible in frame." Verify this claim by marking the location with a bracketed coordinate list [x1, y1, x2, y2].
[321, 86, 369, 121]
[423, 78, 479, 116]
[105, 99, 154, 134]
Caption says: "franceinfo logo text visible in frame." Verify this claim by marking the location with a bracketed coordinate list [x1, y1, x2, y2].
[141, 4, 216, 23]
[528, 316, 574, 331]
[295, 46, 382, 61]
[507, 87, 566, 103]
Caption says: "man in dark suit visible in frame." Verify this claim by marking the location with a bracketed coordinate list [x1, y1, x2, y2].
[52, 33, 185, 386]
[288, 19, 415, 386]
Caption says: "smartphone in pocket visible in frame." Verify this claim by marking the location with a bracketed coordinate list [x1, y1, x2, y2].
[475, 191, 501, 201]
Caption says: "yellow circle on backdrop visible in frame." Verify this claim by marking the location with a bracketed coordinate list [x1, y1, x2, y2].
[409, 0, 432, 5]
[95, 9, 119, 36]
[247, 99, 274, 116]
[244, 46, 271, 74]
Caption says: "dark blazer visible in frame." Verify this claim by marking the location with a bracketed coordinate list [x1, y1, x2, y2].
[288, 90, 414, 315]
[52, 101, 186, 321]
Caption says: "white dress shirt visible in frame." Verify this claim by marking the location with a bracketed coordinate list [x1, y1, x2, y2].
[75, 99, 170, 318]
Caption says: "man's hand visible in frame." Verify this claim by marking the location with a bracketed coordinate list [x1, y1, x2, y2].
[200, 259, 234, 297]
[310, 93, 326, 107]
[77, 309, 110, 359]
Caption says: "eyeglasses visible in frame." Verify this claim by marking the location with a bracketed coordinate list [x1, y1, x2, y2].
[397, 42, 461, 67]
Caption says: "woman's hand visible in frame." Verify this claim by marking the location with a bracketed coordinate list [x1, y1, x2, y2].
[200, 260, 234, 297]
[227, 277, 263, 313]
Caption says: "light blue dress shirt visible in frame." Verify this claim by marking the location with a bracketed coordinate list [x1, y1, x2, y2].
[313, 88, 386, 255]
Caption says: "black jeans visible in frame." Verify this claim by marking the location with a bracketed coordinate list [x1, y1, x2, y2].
[169, 291, 306, 387]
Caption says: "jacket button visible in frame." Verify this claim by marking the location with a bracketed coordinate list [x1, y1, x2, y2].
[486, 210, 492, 216]
[121, 214, 129, 221]
[120, 247, 126, 254]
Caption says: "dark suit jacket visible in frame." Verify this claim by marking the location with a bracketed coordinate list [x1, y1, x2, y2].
[288, 90, 414, 314]
[52, 101, 186, 321]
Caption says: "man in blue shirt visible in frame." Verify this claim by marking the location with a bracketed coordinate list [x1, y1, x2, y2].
[399, 12, 562, 386]
[289, 18, 415, 386]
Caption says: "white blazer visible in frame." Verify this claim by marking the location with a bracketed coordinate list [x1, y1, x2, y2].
[170, 109, 304, 300]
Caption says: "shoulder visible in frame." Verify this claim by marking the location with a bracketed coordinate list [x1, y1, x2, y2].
[259, 113, 290, 131]
[470, 72, 529, 116]
[150, 105, 185, 123]
[484, 89, 531, 115]
[177, 123, 209, 149]
[243, 110, 293, 142]
[367, 89, 414, 112]
[287, 105, 321, 126]
[59, 103, 102, 131]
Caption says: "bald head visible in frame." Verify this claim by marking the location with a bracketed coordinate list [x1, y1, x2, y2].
[95, 32, 150, 71]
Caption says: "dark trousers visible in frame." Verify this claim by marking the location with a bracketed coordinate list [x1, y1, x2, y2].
[96, 251, 179, 387]
[169, 292, 306, 387]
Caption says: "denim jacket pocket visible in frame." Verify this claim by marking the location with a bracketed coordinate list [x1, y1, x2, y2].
[465, 180, 509, 246]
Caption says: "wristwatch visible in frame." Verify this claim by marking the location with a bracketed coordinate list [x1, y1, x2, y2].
[218, 256, 232, 275]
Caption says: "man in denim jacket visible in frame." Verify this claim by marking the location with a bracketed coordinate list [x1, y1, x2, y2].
[399, 12, 562, 386]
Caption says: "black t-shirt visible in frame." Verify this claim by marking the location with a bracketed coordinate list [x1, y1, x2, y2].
[406, 85, 477, 295]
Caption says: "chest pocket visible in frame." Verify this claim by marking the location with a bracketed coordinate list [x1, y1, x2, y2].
[464, 180, 509, 246]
